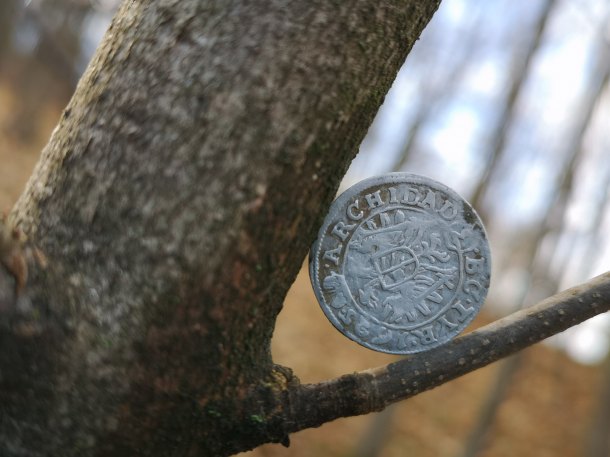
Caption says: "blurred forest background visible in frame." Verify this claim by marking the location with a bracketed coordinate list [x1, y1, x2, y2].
[1, 0, 610, 456]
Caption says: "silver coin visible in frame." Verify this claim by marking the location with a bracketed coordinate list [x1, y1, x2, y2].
[309, 173, 491, 354]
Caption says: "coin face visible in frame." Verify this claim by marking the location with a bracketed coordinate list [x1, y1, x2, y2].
[309, 173, 491, 354]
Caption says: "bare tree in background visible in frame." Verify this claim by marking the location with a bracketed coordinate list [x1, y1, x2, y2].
[460, 8, 610, 455]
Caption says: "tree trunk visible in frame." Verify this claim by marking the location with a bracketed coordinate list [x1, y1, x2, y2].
[4, 2, 610, 456]
[1, 1, 442, 455]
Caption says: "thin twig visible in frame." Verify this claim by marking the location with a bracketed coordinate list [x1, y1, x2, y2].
[277, 271, 610, 436]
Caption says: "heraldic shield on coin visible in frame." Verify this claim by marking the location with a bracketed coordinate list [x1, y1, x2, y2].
[309, 173, 491, 354]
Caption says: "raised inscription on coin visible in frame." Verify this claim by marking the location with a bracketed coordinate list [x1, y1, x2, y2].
[309, 173, 491, 354]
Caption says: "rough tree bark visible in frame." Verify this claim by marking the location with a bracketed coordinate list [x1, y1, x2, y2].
[1, 2, 610, 457]
[1, 1, 442, 455]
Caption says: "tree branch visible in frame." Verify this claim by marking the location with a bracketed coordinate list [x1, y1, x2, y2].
[277, 271, 610, 437]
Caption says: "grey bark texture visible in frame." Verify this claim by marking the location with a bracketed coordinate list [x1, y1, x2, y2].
[0, 0, 442, 455]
